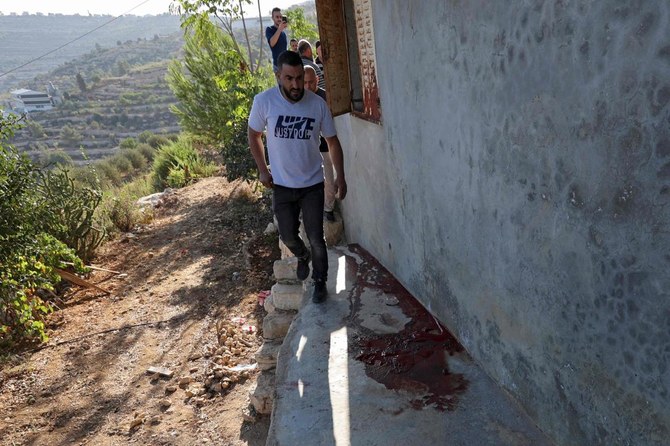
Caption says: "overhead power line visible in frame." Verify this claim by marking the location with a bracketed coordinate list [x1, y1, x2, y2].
[0, 0, 156, 80]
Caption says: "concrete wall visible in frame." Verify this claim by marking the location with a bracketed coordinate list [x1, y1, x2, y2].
[338, 1, 670, 445]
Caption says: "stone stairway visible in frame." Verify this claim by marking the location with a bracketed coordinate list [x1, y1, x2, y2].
[249, 214, 345, 416]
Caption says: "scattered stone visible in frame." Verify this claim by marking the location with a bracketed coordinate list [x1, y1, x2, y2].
[264, 222, 277, 234]
[189, 367, 198, 373]
[159, 398, 172, 408]
[178, 376, 193, 388]
[189, 353, 202, 361]
[149, 415, 161, 425]
[242, 405, 258, 423]
[385, 295, 399, 306]
[165, 385, 177, 393]
[147, 366, 174, 378]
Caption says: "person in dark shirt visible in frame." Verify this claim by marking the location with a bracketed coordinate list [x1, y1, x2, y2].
[290, 38, 298, 52]
[266, 7, 288, 70]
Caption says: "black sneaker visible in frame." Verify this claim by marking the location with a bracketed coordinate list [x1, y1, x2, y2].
[312, 279, 327, 303]
[324, 210, 335, 222]
[296, 253, 310, 281]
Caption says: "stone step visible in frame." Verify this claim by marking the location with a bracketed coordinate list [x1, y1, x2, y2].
[273, 258, 299, 281]
[249, 370, 275, 415]
[255, 341, 282, 371]
[262, 310, 296, 341]
[264, 293, 276, 314]
[271, 283, 305, 311]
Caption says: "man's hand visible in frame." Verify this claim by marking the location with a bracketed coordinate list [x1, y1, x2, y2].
[279, 21, 288, 32]
[334, 176, 347, 200]
[259, 171, 274, 189]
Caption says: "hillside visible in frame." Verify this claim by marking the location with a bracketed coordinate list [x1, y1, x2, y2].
[9, 34, 184, 163]
[0, 13, 181, 92]
[0, 176, 279, 445]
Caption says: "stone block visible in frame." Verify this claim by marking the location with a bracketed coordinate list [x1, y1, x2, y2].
[271, 283, 305, 311]
[250, 370, 275, 414]
[264, 293, 276, 314]
[255, 341, 282, 371]
[262, 310, 296, 340]
[273, 258, 298, 281]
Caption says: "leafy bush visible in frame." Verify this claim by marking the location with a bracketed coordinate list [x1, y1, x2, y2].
[98, 176, 154, 234]
[221, 119, 257, 182]
[119, 137, 138, 149]
[108, 154, 133, 174]
[135, 143, 156, 162]
[121, 149, 148, 170]
[137, 131, 154, 143]
[38, 149, 73, 168]
[96, 161, 123, 187]
[39, 167, 105, 263]
[1, 116, 86, 347]
[152, 136, 217, 190]
[146, 134, 169, 149]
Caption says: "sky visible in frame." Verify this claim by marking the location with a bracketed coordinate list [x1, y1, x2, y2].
[0, 0, 301, 17]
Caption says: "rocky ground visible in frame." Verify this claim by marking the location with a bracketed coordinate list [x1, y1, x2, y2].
[0, 176, 280, 445]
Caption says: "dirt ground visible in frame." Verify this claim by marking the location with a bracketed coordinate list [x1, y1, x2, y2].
[0, 176, 280, 445]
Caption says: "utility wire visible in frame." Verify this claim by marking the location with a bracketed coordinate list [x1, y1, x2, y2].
[0, 0, 155, 80]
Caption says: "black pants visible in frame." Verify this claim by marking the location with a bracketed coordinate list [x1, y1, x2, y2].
[272, 182, 328, 281]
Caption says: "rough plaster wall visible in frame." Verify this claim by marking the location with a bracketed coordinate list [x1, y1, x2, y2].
[340, 1, 670, 445]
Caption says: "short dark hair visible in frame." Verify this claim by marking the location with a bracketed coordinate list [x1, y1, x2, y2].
[277, 50, 303, 69]
[272, 7, 281, 14]
[290, 38, 298, 43]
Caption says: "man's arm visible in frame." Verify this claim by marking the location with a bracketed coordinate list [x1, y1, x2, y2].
[248, 126, 273, 188]
[324, 135, 347, 200]
[268, 23, 287, 48]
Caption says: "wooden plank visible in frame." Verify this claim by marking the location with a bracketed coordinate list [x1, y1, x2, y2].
[315, 0, 351, 116]
[55, 268, 111, 295]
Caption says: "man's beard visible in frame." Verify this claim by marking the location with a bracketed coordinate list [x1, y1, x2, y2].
[282, 85, 304, 102]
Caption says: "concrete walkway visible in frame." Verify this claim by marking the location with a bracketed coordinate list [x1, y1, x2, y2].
[266, 245, 554, 446]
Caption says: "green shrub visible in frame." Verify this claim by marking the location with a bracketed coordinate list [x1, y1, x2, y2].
[221, 119, 257, 182]
[38, 149, 73, 168]
[108, 154, 133, 174]
[137, 131, 154, 143]
[98, 176, 155, 234]
[121, 149, 147, 170]
[39, 167, 106, 263]
[96, 161, 123, 187]
[147, 134, 169, 149]
[1, 116, 86, 346]
[166, 167, 187, 188]
[152, 136, 218, 190]
[135, 143, 156, 162]
[108, 195, 142, 232]
[119, 137, 138, 150]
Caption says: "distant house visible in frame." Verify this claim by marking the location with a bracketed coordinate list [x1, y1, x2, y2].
[10, 88, 54, 113]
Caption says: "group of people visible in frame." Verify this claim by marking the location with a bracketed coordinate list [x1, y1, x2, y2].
[247, 7, 347, 303]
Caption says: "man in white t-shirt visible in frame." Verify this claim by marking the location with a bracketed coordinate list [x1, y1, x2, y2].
[248, 50, 347, 303]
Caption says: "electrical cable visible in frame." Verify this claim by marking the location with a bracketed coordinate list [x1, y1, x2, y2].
[0, 0, 156, 79]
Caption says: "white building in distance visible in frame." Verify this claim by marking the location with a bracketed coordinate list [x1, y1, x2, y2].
[10, 88, 54, 113]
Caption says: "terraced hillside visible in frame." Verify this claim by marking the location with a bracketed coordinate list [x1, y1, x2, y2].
[9, 35, 183, 164]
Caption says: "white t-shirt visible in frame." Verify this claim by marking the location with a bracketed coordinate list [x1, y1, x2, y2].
[248, 87, 336, 188]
